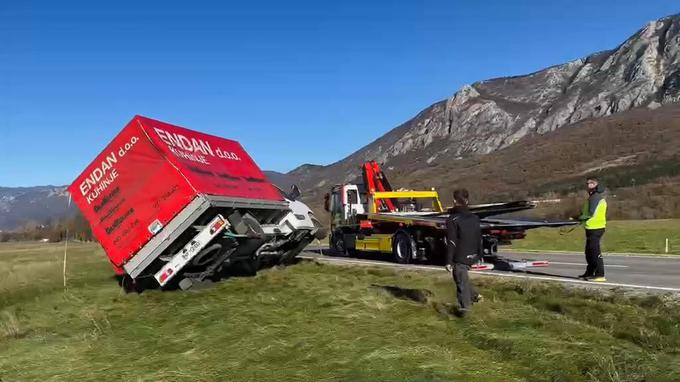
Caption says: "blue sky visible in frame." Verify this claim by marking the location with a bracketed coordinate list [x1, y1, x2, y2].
[0, 1, 677, 187]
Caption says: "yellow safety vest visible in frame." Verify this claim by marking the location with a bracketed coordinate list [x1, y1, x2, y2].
[581, 197, 607, 230]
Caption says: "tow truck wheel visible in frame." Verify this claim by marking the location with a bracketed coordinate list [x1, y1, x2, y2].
[392, 231, 413, 264]
[332, 233, 348, 256]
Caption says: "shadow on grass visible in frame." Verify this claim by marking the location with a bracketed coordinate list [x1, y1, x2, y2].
[517, 270, 582, 280]
[371, 284, 432, 304]
[371, 284, 464, 319]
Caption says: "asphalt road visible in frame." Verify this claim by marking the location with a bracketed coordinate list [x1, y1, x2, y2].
[300, 248, 680, 293]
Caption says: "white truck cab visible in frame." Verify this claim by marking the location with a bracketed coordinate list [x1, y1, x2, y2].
[260, 185, 327, 264]
[326, 184, 366, 224]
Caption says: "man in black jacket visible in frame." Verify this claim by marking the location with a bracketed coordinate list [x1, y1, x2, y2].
[445, 189, 483, 317]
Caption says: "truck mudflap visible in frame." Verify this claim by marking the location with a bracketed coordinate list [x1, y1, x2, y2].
[155, 214, 230, 287]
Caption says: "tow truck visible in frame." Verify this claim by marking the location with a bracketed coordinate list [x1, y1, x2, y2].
[324, 161, 577, 270]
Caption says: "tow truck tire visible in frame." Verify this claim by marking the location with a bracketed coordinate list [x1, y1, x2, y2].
[331, 232, 348, 256]
[392, 231, 414, 264]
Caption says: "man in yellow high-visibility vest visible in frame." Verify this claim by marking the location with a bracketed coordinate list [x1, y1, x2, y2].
[578, 177, 607, 282]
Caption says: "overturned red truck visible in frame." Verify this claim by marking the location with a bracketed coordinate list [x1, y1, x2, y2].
[69, 115, 324, 291]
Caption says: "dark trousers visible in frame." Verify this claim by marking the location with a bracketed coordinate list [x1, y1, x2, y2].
[585, 228, 605, 277]
[452, 263, 477, 310]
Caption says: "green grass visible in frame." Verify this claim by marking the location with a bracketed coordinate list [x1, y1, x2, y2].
[2, 242, 680, 381]
[510, 219, 680, 255]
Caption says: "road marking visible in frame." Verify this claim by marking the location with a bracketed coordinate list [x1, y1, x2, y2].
[549, 261, 628, 268]
[300, 254, 443, 272]
[307, 246, 680, 260]
[506, 250, 680, 259]
[299, 254, 680, 293]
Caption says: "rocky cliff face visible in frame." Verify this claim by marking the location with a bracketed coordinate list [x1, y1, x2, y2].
[370, 14, 680, 161]
[288, 14, 680, 191]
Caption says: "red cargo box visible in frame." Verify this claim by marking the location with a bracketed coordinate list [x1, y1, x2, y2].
[69, 115, 284, 273]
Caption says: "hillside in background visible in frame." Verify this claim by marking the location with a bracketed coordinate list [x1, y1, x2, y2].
[2, 14, 680, 230]
[0, 186, 74, 231]
[263, 171, 296, 191]
[290, 103, 680, 221]
[286, 14, 680, 190]
[268, 14, 680, 220]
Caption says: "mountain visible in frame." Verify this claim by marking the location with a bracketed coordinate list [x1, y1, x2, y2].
[291, 102, 680, 219]
[0, 186, 75, 231]
[4, 14, 680, 230]
[263, 171, 297, 191]
[278, 14, 680, 217]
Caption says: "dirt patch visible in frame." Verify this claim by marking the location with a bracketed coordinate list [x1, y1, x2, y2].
[577, 154, 638, 175]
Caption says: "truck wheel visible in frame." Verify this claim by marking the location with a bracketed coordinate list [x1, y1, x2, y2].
[392, 231, 414, 264]
[121, 275, 142, 293]
[311, 217, 327, 240]
[332, 233, 347, 256]
[242, 214, 264, 236]
[178, 278, 194, 291]
[280, 243, 306, 265]
[192, 243, 223, 267]
[238, 257, 261, 276]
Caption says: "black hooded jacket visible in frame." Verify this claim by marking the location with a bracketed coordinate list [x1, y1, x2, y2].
[446, 206, 483, 266]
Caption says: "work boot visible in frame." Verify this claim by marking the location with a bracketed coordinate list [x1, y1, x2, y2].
[578, 273, 593, 280]
[454, 308, 469, 318]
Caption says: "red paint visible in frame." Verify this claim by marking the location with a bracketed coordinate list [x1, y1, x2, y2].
[68, 115, 282, 273]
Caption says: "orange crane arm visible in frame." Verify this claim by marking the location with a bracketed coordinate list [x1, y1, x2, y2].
[361, 161, 397, 212]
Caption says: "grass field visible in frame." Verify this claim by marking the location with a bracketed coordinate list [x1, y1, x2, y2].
[510, 219, 680, 255]
[2, 242, 680, 381]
